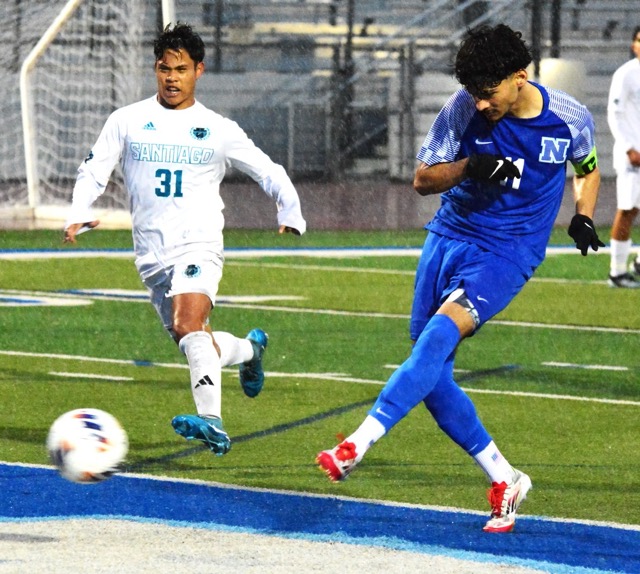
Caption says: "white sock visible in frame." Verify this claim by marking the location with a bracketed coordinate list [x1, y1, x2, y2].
[610, 238, 632, 276]
[212, 331, 253, 367]
[473, 441, 515, 484]
[179, 331, 222, 418]
[345, 415, 386, 460]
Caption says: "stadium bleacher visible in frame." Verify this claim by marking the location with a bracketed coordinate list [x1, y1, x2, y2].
[0, 0, 635, 228]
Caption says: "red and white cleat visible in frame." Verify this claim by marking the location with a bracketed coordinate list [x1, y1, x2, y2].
[483, 468, 532, 533]
[316, 440, 360, 482]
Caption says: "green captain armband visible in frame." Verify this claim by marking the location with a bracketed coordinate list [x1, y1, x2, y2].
[572, 147, 598, 176]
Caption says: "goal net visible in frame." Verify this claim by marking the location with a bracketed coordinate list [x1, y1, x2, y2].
[1, 0, 152, 227]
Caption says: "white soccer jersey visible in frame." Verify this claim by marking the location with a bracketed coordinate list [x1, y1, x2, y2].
[608, 58, 640, 171]
[67, 95, 306, 278]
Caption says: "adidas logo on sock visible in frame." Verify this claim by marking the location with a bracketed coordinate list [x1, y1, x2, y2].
[143, 121, 156, 130]
[195, 375, 215, 389]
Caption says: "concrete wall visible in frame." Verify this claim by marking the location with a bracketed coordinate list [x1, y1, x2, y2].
[221, 176, 618, 231]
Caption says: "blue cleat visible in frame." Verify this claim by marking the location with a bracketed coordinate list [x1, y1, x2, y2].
[171, 414, 231, 456]
[239, 328, 268, 398]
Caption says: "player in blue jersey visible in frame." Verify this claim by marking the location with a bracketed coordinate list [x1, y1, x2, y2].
[317, 24, 603, 533]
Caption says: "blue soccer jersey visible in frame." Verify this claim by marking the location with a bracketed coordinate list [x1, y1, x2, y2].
[417, 82, 597, 274]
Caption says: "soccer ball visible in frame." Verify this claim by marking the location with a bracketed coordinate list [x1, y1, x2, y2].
[46, 408, 128, 484]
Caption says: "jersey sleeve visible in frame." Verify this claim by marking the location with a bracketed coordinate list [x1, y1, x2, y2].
[608, 63, 636, 153]
[548, 89, 598, 176]
[223, 119, 306, 234]
[65, 111, 123, 226]
[416, 89, 475, 165]
[569, 107, 598, 176]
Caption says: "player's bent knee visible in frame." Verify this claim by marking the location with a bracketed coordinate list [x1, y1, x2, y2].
[172, 322, 208, 343]
[442, 288, 480, 333]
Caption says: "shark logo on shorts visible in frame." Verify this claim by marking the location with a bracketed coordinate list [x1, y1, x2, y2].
[184, 264, 201, 278]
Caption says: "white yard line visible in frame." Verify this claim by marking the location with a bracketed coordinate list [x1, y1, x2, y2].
[227, 260, 611, 286]
[542, 361, 629, 371]
[2, 349, 638, 407]
[49, 371, 133, 381]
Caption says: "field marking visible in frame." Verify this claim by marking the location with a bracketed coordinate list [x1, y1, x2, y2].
[0, 290, 93, 307]
[2, 462, 637, 574]
[228, 260, 417, 276]
[227, 260, 612, 286]
[1, 349, 638, 407]
[543, 361, 629, 371]
[490, 319, 640, 334]
[7, 286, 640, 335]
[49, 371, 133, 381]
[5, 286, 640, 335]
[462, 388, 640, 406]
[0, 245, 619, 260]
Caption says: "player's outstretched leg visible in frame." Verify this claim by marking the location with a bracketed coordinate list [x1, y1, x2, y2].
[171, 414, 231, 456]
[239, 328, 268, 398]
[316, 440, 362, 481]
[483, 468, 532, 533]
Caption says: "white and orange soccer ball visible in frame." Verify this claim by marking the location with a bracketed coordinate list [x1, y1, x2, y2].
[46, 408, 128, 484]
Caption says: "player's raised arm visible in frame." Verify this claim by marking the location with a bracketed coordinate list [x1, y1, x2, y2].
[224, 118, 306, 235]
[414, 156, 521, 197]
[413, 161, 466, 196]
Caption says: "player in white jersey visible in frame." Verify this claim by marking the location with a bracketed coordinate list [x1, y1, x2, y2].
[64, 23, 306, 456]
[607, 26, 640, 288]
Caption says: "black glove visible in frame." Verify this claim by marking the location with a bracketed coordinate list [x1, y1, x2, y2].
[568, 214, 605, 256]
[465, 154, 521, 183]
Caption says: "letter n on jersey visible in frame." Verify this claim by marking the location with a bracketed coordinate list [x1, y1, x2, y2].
[539, 137, 570, 163]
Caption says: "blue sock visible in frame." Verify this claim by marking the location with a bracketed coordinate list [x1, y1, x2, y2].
[423, 363, 492, 456]
[369, 314, 461, 431]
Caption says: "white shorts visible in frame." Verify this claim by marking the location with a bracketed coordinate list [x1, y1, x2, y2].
[616, 167, 640, 210]
[143, 254, 224, 332]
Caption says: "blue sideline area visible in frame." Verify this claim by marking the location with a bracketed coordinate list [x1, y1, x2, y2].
[0, 463, 637, 573]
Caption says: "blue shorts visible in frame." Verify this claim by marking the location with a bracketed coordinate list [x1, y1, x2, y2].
[410, 232, 529, 340]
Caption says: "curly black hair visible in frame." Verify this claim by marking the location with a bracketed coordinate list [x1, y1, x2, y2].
[454, 24, 532, 98]
[154, 22, 205, 65]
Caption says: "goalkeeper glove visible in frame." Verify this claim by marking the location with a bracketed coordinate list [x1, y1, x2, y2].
[568, 214, 605, 256]
[465, 154, 521, 183]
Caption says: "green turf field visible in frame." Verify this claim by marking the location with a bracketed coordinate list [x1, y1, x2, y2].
[0, 228, 638, 526]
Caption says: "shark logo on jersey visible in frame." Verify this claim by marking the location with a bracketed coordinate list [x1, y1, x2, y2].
[191, 127, 210, 141]
[83, 151, 94, 163]
[539, 137, 570, 164]
[184, 264, 201, 278]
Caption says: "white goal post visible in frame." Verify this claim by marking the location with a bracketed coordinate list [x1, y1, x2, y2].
[2, 0, 175, 229]
[20, 0, 85, 215]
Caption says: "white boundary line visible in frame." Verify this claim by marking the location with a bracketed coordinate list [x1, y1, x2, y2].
[0, 245, 625, 260]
